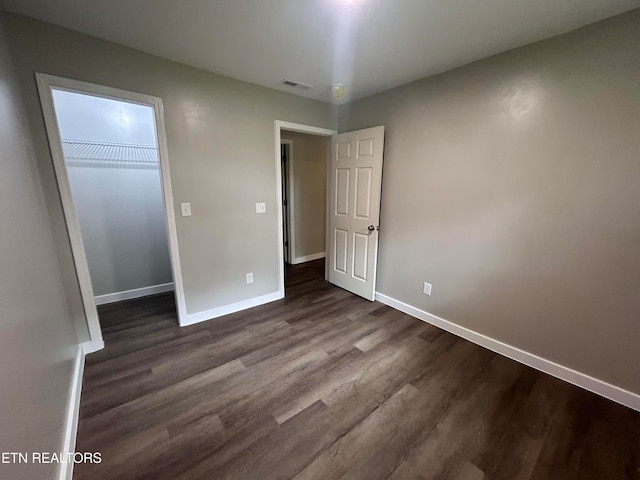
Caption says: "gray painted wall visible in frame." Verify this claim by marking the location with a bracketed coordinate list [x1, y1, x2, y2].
[6, 13, 336, 318]
[281, 130, 327, 261]
[340, 10, 640, 394]
[53, 91, 172, 297]
[0, 8, 79, 480]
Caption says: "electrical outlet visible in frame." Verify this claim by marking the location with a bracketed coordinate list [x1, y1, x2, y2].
[423, 282, 432, 296]
[246, 272, 254, 284]
[255, 202, 266, 214]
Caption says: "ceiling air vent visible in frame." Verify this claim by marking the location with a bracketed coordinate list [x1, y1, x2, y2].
[282, 79, 314, 90]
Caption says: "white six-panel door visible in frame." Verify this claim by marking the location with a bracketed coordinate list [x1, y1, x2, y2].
[328, 126, 385, 301]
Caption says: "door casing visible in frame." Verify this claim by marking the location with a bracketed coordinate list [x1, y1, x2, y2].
[274, 121, 337, 296]
[36, 73, 187, 352]
[280, 140, 293, 264]
[274, 121, 385, 301]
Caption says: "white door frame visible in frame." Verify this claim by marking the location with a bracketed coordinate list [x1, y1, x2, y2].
[36, 73, 187, 351]
[274, 121, 337, 296]
[280, 139, 294, 263]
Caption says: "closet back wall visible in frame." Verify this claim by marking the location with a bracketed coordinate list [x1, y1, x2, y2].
[52, 90, 172, 300]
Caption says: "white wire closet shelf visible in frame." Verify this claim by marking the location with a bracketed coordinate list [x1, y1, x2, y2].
[62, 139, 159, 168]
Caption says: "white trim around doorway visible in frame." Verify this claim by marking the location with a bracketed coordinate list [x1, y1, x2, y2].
[274, 121, 337, 297]
[36, 73, 188, 349]
[281, 139, 294, 264]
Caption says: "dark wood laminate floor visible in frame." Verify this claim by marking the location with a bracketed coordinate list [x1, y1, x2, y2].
[75, 260, 640, 480]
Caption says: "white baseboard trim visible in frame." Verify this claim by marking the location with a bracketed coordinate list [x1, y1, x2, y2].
[94, 282, 174, 305]
[181, 291, 283, 327]
[58, 343, 86, 480]
[292, 251, 326, 265]
[81, 339, 104, 355]
[375, 292, 640, 412]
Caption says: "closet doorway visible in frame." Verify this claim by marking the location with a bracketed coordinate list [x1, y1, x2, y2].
[37, 75, 185, 352]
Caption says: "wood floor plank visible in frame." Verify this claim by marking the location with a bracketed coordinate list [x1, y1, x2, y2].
[388, 356, 519, 480]
[73, 259, 640, 480]
[333, 383, 422, 479]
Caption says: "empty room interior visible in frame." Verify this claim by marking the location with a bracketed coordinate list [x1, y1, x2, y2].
[0, 1, 639, 479]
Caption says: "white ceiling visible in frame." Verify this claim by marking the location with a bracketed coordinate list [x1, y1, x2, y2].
[5, 0, 639, 104]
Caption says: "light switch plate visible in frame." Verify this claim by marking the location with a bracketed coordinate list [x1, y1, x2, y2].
[255, 202, 266, 214]
[423, 282, 432, 296]
[181, 202, 192, 217]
